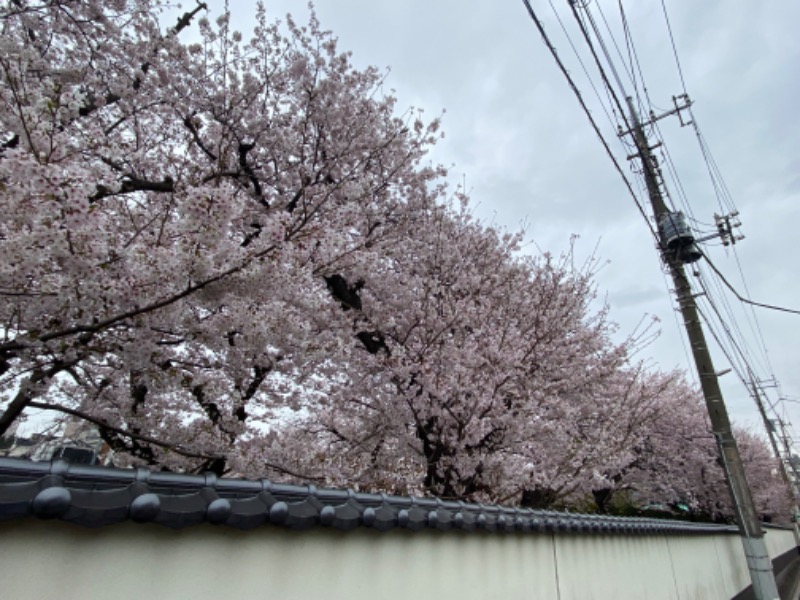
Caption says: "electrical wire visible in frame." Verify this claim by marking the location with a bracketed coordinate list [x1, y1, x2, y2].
[650, 0, 794, 429]
[731, 245, 778, 376]
[698, 262, 763, 370]
[612, 0, 652, 125]
[698, 262, 779, 398]
[659, 0, 688, 95]
[656, 0, 788, 425]
[579, 2, 629, 112]
[535, 0, 798, 443]
[613, 2, 689, 222]
[703, 254, 800, 316]
[678, 102, 778, 400]
[624, 3, 796, 442]
[694, 270, 758, 384]
[546, 0, 620, 141]
[565, 0, 680, 251]
[519, 0, 657, 241]
[702, 247, 777, 380]
[695, 302, 749, 390]
[545, 0, 643, 168]
[568, 0, 684, 243]
[692, 286, 790, 464]
[697, 254, 786, 419]
[694, 257, 798, 459]
[569, 1, 631, 127]
[691, 118, 737, 217]
[609, 2, 697, 225]
[593, 0, 637, 95]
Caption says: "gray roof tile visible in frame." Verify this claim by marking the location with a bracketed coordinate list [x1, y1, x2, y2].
[0, 457, 740, 535]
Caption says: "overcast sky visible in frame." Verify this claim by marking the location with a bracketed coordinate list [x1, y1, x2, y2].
[200, 1, 800, 440]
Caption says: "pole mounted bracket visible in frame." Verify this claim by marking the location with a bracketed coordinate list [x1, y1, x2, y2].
[618, 94, 693, 137]
[673, 94, 694, 127]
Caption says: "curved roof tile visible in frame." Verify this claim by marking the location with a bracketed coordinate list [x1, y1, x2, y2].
[0, 457, 740, 535]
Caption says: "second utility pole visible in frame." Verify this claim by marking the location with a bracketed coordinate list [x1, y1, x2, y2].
[625, 96, 779, 600]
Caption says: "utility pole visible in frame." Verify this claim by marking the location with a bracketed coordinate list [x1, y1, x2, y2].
[776, 418, 800, 492]
[624, 96, 780, 600]
[750, 376, 800, 545]
[750, 373, 796, 490]
[750, 376, 798, 498]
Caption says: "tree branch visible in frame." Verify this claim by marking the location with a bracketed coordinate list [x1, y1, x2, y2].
[77, 2, 208, 118]
[172, 2, 208, 35]
[0, 358, 80, 436]
[182, 113, 217, 161]
[91, 175, 175, 202]
[0, 242, 278, 356]
[27, 401, 221, 461]
[238, 142, 267, 206]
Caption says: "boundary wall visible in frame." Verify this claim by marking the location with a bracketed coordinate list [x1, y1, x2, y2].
[1, 519, 796, 599]
[0, 457, 796, 600]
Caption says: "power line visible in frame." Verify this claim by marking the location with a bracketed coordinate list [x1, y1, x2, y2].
[731, 245, 778, 377]
[695, 302, 749, 388]
[519, 0, 656, 240]
[534, 1, 797, 447]
[653, 0, 791, 427]
[689, 252, 788, 408]
[698, 247, 777, 381]
[691, 119, 737, 216]
[703, 254, 800, 316]
[609, 4, 696, 225]
[579, 2, 629, 108]
[568, 1, 631, 128]
[617, 1, 656, 130]
[659, 0, 688, 95]
[694, 270, 759, 385]
[593, 0, 637, 93]
[546, 0, 620, 138]
[697, 262, 764, 374]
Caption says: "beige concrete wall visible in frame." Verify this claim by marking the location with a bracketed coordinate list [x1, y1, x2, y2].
[556, 534, 678, 600]
[711, 534, 752, 598]
[762, 525, 797, 559]
[0, 520, 794, 600]
[0, 520, 559, 600]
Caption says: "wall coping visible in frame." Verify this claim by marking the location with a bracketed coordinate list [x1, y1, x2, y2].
[0, 457, 741, 535]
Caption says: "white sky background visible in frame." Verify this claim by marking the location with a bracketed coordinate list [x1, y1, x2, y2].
[184, 1, 800, 442]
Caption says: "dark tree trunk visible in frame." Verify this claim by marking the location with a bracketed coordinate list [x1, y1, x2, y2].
[520, 487, 559, 509]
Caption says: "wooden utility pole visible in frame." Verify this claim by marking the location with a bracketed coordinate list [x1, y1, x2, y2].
[750, 376, 799, 497]
[625, 96, 779, 600]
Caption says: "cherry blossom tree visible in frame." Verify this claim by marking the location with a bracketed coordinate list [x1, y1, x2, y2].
[260, 210, 646, 504]
[0, 1, 786, 524]
[736, 427, 794, 523]
[600, 372, 791, 523]
[0, 0, 445, 474]
[597, 373, 726, 517]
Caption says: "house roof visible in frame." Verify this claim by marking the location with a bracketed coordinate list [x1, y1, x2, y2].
[0, 457, 740, 534]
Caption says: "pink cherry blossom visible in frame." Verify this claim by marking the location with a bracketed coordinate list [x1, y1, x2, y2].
[0, 1, 788, 523]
